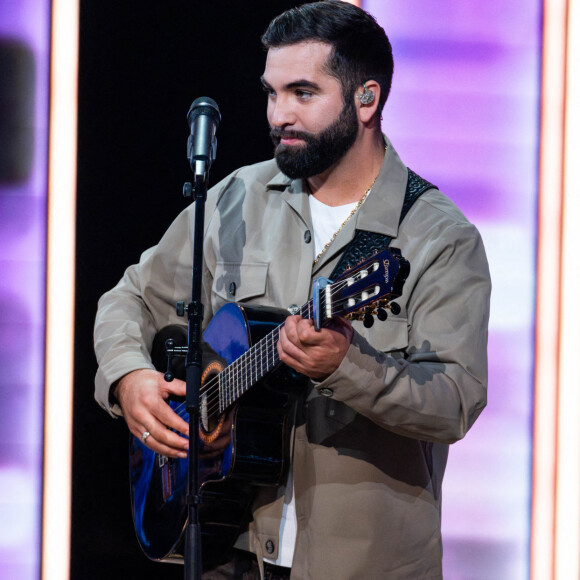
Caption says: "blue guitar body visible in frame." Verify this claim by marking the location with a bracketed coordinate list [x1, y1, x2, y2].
[130, 304, 293, 568]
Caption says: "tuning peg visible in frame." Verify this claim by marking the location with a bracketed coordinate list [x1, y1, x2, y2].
[390, 302, 401, 315]
[363, 313, 374, 328]
[377, 308, 388, 321]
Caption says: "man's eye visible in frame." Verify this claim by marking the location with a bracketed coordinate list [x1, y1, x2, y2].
[296, 90, 312, 100]
[262, 86, 275, 97]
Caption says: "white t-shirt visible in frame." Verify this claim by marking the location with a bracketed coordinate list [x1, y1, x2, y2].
[263, 194, 358, 568]
[308, 194, 358, 259]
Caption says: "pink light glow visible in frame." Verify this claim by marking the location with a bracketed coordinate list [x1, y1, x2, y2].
[0, 0, 51, 578]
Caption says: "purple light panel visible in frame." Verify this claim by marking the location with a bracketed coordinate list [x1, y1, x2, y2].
[0, 0, 50, 578]
[365, 0, 541, 578]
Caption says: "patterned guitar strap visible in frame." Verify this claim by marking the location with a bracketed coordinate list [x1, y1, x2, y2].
[329, 168, 436, 279]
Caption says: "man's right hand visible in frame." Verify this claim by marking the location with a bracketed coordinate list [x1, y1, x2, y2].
[114, 369, 189, 459]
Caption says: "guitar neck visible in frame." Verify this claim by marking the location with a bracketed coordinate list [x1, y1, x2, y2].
[211, 246, 407, 415]
[216, 301, 313, 413]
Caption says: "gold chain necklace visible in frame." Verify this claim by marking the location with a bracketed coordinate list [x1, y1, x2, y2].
[312, 175, 378, 266]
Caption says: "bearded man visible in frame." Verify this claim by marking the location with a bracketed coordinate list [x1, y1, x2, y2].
[94, 2, 491, 578]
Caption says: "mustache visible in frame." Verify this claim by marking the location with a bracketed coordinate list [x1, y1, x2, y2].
[269, 127, 313, 144]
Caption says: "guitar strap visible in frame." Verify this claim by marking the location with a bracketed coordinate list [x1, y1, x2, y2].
[329, 168, 436, 279]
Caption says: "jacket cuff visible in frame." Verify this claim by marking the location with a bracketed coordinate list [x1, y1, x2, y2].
[312, 330, 388, 400]
[94, 353, 155, 417]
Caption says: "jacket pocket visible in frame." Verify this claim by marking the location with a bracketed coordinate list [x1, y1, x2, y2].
[212, 261, 269, 303]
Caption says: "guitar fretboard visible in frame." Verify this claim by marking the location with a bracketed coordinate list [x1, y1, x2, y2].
[215, 300, 314, 414]
[198, 247, 401, 420]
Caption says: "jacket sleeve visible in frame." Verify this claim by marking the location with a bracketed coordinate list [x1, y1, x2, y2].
[93, 189, 222, 417]
[94, 206, 195, 416]
[316, 220, 491, 444]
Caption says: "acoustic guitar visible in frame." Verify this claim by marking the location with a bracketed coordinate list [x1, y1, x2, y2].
[129, 247, 409, 568]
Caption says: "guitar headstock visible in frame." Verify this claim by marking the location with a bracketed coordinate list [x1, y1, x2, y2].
[322, 247, 409, 328]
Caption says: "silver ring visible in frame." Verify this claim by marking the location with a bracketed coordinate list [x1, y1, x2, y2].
[141, 431, 150, 443]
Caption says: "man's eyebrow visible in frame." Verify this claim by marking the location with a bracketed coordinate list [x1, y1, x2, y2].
[260, 76, 321, 92]
[286, 79, 321, 91]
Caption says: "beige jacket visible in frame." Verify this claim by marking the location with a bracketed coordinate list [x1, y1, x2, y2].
[94, 139, 490, 579]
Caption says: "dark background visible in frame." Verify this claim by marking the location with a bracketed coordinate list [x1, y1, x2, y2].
[73, 2, 298, 578]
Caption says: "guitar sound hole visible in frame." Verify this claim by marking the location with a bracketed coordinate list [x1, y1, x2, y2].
[200, 401, 225, 437]
[199, 408, 234, 458]
[200, 361, 230, 448]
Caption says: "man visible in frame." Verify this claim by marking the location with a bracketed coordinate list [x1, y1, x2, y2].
[94, 2, 491, 578]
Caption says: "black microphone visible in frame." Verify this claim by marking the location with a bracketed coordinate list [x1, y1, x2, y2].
[186, 97, 221, 184]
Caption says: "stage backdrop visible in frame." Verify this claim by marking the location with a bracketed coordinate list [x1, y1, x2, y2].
[0, 1, 540, 578]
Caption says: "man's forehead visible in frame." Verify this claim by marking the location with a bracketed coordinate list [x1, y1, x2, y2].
[266, 39, 332, 55]
[263, 41, 334, 81]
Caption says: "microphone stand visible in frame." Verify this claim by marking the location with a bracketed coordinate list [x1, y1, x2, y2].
[181, 111, 217, 580]
[164, 97, 219, 580]
[182, 169, 206, 580]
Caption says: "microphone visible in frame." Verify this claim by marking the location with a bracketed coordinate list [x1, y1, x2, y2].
[186, 97, 221, 184]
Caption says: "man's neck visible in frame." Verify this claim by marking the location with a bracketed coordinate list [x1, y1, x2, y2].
[306, 132, 386, 207]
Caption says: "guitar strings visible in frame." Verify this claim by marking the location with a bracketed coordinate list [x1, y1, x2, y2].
[168, 275, 370, 422]
[193, 278, 357, 418]
[169, 277, 362, 421]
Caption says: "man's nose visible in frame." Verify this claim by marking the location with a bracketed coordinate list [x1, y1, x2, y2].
[269, 97, 296, 128]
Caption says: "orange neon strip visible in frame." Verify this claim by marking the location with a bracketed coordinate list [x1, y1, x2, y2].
[531, 0, 567, 579]
[554, 0, 580, 576]
[42, 0, 79, 578]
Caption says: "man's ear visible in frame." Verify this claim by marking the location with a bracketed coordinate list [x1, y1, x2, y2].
[355, 80, 381, 125]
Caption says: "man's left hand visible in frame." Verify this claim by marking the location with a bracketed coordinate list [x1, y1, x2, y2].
[277, 315, 354, 379]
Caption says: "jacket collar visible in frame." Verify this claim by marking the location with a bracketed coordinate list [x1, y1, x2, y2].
[355, 136, 407, 238]
[266, 136, 407, 232]
[265, 136, 409, 272]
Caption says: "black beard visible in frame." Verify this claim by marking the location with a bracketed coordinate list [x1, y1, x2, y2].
[270, 102, 358, 179]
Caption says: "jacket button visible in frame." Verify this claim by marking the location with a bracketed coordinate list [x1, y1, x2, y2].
[265, 539, 275, 554]
[304, 230, 312, 243]
[229, 282, 236, 296]
[319, 387, 334, 397]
